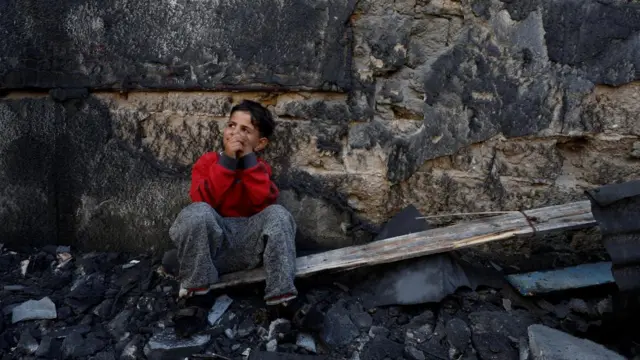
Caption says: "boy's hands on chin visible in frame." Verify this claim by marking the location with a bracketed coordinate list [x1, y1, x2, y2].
[225, 134, 254, 159]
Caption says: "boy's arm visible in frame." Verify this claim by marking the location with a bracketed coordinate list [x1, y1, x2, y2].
[239, 153, 279, 208]
[189, 152, 238, 206]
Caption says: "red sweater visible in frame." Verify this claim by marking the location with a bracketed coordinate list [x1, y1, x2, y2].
[189, 152, 279, 217]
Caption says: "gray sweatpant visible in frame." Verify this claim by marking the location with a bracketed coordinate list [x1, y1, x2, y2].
[169, 202, 298, 300]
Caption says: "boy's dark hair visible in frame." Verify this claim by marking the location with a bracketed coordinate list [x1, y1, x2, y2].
[230, 100, 276, 138]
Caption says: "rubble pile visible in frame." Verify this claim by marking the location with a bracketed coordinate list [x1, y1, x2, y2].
[0, 245, 635, 360]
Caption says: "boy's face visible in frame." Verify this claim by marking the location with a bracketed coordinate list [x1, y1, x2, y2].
[223, 110, 268, 156]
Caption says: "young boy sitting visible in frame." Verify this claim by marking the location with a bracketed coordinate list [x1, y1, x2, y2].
[168, 99, 298, 306]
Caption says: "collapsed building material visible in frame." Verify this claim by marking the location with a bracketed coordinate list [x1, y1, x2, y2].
[585, 179, 640, 291]
[210, 201, 595, 290]
[506, 262, 615, 296]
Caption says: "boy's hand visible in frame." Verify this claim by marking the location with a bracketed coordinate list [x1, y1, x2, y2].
[226, 134, 254, 158]
[225, 135, 245, 159]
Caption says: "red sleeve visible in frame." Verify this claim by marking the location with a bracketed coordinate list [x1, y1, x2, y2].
[189, 153, 236, 207]
[240, 158, 279, 209]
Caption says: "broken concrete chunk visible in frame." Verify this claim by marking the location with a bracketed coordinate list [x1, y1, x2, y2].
[207, 294, 233, 326]
[268, 318, 291, 341]
[528, 324, 625, 360]
[296, 333, 317, 353]
[506, 262, 614, 296]
[143, 328, 210, 360]
[122, 260, 140, 269]
[12, 297, 57, 323]
[266, 339, 278, 352]
[120, 334, 144, 360]
[20, 259, 29, 276]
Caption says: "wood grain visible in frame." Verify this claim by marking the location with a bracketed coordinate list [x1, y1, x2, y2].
[210, 201, 596, 290]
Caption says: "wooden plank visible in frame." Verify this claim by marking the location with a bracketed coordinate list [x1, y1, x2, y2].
[506, 262, 614, 296]
[210, 200, 596, 290]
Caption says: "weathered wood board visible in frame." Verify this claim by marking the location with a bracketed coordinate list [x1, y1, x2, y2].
[210, 201, 596, 290]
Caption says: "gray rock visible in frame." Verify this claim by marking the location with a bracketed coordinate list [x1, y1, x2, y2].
[321, 299, 360, 347]
[405, 324, 433, 344]
[404, 346, 426, 360]
[266, 339, 278, 352]
[120, 334, 144, 360]
[61, 332, 106, 358]
[267, 319, 291, 341]
[360, 337, 404, 360]
[35, 336, 52, 357]
[248, 351, 326, 360]
[567, 299, 589, 315]
[143, 329, 211, 360]
[296, 333, 317, 353]
[49, 324, 92, 338]
[445, 318, 471, 351]
[90, 351, 116, 360]
[17, 330, 39, 355]
[108, 309, 133, 339]
[12, 297, 57, 323]
[469, 310, 536, 338]
[368, 326, 390, 339]
[350, 312, 373, 330]
[93, 299, 114, 319]
[237, 318, 256, 338]
[407, 310, 435, 329]
[596, 298, 613, 315]
[528, 324, 625, 360]
[469, 310, 536, 360]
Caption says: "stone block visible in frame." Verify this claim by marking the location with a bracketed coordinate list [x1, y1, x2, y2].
[0, 97, 58, 247]
[0, 0, 356, 91]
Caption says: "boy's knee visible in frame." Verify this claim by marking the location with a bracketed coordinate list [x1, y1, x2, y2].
[171, 202, 216, 233]
[263, 204, 293, 221]
[262, 205, 296, 230]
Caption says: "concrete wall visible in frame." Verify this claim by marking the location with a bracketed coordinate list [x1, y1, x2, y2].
[1, 0, 640, 254]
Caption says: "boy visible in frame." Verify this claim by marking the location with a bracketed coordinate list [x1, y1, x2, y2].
[169, 100, 298, 306]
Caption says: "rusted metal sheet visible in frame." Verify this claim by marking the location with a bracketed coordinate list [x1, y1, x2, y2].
[585, 180, 640, 291]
